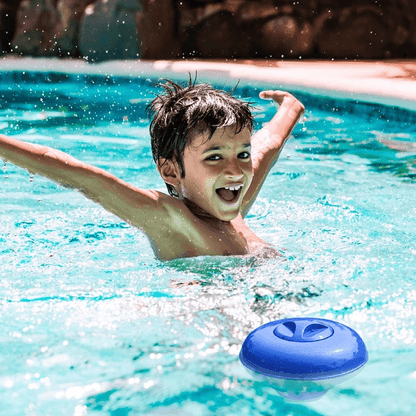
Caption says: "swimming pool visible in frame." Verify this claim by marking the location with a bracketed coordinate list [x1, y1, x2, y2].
[1, 68, 416, 415]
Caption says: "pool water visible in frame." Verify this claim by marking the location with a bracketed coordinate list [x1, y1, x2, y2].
[1, 72, 416, 416]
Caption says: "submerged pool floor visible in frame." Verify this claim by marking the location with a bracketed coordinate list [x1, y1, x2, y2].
[1, 72, 416, 416]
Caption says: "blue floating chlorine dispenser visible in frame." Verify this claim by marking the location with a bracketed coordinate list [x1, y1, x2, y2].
[239, 317, 368, 401]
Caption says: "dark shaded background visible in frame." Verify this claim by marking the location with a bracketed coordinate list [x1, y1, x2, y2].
[1, 0, 415, 62]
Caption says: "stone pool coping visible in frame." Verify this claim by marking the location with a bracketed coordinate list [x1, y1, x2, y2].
[0, 57, 415, 111]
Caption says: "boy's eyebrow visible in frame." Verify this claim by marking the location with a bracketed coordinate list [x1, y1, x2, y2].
[202, 143, 251, 153]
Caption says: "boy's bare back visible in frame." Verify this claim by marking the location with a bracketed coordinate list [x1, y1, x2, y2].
[0, 80, 304, 261]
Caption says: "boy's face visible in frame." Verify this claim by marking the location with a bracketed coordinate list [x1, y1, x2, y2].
[180, 125, 253, 221]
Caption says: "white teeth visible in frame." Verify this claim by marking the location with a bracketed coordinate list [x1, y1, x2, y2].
[224, 185, 243, 191]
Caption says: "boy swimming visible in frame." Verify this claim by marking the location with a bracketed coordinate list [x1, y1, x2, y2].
[0, 79, 304, 260]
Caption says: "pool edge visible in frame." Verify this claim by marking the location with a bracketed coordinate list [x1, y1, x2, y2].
[0, 57, 415, 112]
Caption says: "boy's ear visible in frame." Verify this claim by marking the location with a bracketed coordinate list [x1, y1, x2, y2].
[157, 158, 182, 187]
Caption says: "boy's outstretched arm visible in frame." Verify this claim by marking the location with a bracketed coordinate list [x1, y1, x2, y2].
[240, 91, 305, 218]
[0, 134, 170, 233]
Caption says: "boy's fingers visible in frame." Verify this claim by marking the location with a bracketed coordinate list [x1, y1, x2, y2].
[259, 90, 277, 98]
[259, 90, 286, 104]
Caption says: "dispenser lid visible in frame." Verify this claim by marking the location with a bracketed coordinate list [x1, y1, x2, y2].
[239, 317, 368, 380]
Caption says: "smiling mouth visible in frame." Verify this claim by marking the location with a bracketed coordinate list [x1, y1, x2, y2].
[216, 186, 243, 204]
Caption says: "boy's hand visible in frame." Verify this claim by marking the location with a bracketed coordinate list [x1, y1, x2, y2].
[258, 90, 305, 146]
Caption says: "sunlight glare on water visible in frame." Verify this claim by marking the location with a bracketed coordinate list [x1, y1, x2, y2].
[0, 71, 416, 415]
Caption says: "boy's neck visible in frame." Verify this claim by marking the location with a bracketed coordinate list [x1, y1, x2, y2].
[182, 197, 231, 227]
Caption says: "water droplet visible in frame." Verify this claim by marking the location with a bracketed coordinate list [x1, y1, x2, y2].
[299, 115, 307, 132]
[29, 173, 34, 183]
[3, 161, 6, 173]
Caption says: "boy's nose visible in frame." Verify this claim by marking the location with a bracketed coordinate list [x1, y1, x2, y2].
[224, 160, 244, 178]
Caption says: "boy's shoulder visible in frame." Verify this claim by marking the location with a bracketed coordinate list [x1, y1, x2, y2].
[144, 191, 209, 257]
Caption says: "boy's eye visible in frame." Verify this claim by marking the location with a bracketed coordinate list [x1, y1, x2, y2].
[239, 152, 251, 159]
[206, 155, 221, 161]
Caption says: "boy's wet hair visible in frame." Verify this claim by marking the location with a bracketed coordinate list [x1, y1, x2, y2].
[147, 77, 254, 197]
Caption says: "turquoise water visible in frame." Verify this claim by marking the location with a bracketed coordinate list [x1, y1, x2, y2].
[1, 72, 416, 416]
